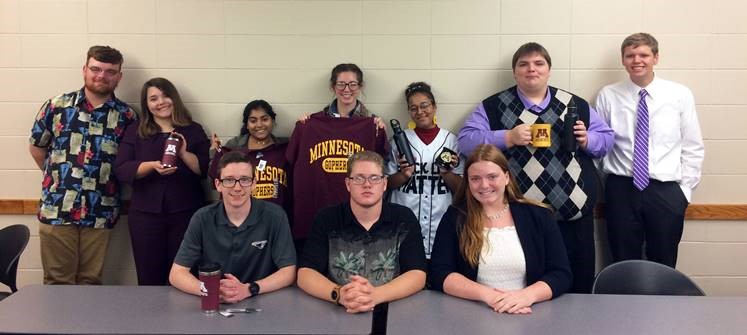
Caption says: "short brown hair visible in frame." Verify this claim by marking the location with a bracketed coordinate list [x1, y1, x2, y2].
[217, 151, 254, 180]
[346, 151, 384, 177]
[512, 42, 552, 70]
[621, 33, 659, 56]
[86, 45, 123, 67]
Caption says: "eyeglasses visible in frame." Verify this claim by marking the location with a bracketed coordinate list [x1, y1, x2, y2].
[86, 65, 120, 77]
[335, 81, 360, 91]
[408, 102, 432, 113]
[347, 175, 385, 185]
[219, 176, 254, 188]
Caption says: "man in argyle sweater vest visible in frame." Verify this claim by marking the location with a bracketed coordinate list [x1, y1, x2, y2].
[459, 43, 614, 293]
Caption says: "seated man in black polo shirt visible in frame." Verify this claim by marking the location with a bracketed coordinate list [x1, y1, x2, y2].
[169, 151, 296, 303]
[297, 151, 426, 313]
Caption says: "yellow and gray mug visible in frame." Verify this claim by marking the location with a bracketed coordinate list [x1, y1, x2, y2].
[530, 124, 552, 148]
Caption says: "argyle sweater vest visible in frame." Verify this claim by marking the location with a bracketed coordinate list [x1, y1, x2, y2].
[482, 86, 598, 221]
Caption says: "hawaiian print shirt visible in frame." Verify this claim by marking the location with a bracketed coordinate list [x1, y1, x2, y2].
[29, 88, 136, 228]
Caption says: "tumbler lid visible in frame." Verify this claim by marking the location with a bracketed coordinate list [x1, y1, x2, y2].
[198, 263, 222, 274]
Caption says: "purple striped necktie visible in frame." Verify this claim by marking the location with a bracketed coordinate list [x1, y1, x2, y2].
[633, 89, 650, 190]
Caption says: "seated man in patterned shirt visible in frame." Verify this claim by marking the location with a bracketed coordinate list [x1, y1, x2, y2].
[297, 151, 427, 313]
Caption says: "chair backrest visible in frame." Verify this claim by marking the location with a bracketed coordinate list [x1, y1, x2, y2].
[592, 260, 705, 296]
[0, 224, 31, 293]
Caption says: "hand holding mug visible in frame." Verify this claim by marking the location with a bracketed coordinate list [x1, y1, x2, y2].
[506, 124, 532, 147]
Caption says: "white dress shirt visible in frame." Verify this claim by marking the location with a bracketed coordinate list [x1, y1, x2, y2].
[594, 76, 704, 202]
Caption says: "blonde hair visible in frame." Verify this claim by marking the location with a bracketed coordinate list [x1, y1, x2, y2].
[621, 32, 659, 56]
[453, 144, 549, 267]
[346, 151, 384, 177]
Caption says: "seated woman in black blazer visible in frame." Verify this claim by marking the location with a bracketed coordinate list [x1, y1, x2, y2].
[429, 144, 571, 314]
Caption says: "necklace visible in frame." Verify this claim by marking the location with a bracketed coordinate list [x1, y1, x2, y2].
[485, 204, 509, 220]
[250, 138, 268, 147]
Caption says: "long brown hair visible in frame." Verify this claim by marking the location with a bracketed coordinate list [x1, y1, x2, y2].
[453, 144, 549, 268]
[138, 77, 193, 139]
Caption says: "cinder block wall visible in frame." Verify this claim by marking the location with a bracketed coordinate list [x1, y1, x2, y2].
[1, 0, 745, 295]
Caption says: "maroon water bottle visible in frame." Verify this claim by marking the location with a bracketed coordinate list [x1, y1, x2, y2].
[161, 132, 181, 168]
[198, 263, 221, 314]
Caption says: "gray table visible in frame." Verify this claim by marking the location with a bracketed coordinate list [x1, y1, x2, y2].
[0, 285, 371, 334]
[386, 290, 747, 335]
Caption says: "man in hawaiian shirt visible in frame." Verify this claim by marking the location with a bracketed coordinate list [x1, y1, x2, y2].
[28, 45, 136, 284]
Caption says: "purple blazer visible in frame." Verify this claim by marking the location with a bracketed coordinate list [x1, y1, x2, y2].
[114, 121, 210, 213]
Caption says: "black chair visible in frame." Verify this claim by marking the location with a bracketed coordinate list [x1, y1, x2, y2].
[0, 224, 30, 301]
[592, 259, 705, 296]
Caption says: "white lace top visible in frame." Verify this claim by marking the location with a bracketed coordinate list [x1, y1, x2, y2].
[476, 226, 527, 290]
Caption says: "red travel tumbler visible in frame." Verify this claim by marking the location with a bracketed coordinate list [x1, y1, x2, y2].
[161, 132, 181, 168]
[198, 263, 221, 314]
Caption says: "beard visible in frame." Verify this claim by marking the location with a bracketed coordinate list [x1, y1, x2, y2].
[85, 78, 118, 96]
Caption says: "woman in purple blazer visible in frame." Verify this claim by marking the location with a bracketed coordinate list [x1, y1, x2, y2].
[114, 78, 210, 285]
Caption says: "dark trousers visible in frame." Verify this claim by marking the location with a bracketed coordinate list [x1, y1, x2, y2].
[558, 214, 595, 293]
[128, 209, 196, 285]
[605, 175, 688, 267]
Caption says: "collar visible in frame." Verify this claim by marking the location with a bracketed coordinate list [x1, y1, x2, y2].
[326, 99, 364, 118]
[342, 201, 391, 231]
[516, 86, 552, 112]
[624, 74, 661, 100]
[75, 87, 118, 110]
[217, 198, 263, 231]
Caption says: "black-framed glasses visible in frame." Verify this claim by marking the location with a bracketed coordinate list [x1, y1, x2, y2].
[86, 65, 120, 77]
[408, 102, 432, 113]
[219, 176, 254, 188]
[347, 175, 385, 185]
[335, 81, 360, 90]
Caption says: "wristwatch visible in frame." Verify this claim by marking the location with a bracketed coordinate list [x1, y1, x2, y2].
[249, 281, 260, 297]
[331, 285, 342, 305]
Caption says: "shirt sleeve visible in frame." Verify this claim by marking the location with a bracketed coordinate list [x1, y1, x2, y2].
[678, 88, 705, 201]
[29, 100, 55, 148]
[285, 122, 303, 165]
[269, 208, 297, 269]
[384, 138, 399, 176]
[397, 207, 427, 273]
[189, 123, 211, 178]
[173, 210, 206, 268]
[582, 105, 615, 159]
[207, 147, 228, 184]
[458, 103, 508, 155]
[298, 209, 330, 274]
[113, 122, 142, 185]
[536, 207, 572, 297]
[374, 122, 390, 159]
[428, 206, 460, 292]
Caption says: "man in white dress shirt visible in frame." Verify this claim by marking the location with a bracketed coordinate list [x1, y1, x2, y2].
[595, 33, 704, 267]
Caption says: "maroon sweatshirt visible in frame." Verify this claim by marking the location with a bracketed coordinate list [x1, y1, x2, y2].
[286, 112, 388, 239]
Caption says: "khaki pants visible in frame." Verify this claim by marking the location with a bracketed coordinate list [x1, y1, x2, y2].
[38, 224, 111, 285]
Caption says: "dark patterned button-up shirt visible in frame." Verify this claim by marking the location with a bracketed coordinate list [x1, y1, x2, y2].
[29, 88, 136, 228]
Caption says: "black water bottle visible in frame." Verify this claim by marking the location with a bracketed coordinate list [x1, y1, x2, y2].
[390, 119, 415, 166]
[562, 99, 579, 152]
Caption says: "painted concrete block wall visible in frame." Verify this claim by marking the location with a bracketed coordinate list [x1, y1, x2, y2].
[1, 0, 745, 295]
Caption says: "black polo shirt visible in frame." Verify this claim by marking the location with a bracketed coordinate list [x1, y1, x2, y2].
[174, 199, 296, 283]
[299, 201, 427, 286]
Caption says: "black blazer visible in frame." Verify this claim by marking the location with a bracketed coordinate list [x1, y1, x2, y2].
[429, 201, 572, 297]
[114, 121, 210, 213]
